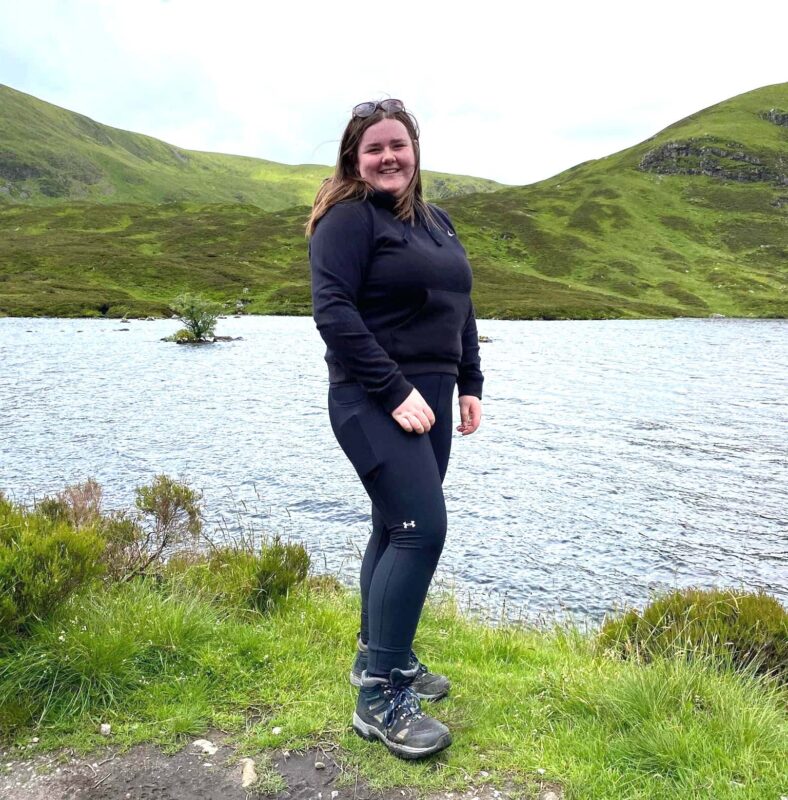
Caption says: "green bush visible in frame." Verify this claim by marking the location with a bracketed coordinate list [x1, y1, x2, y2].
[171, 537, 310, 614]
[0, 496, 105, 632]
[598, 588, 788, 683]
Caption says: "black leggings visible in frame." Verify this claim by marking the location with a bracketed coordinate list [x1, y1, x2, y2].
[328, 372, 456, 676]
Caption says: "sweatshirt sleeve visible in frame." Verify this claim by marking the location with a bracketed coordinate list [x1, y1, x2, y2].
[457, 302, 484, 399]
[310, 202, 413, 413]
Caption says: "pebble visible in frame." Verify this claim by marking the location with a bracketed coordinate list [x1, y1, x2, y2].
[315, 761, 326, 770]
[192, 739, 218, 756]
[272, 726, 282, 735]
[100, 724, 111, 737]
[331, 792, 339, 799]
[536, 768, 546, 775]
[537, 792, 561, 800]
[240, 757, 257, 788]
[480, 771, 490, 778]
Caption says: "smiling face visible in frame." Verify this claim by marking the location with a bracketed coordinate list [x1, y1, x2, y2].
[356, 118, 416, 198]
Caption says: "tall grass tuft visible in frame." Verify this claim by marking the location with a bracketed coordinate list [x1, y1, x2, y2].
[0, 580, 219, 730]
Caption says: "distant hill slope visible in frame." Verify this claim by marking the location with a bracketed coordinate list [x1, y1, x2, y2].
[0, 83, 785, 319]
[0, 85, 503, 208]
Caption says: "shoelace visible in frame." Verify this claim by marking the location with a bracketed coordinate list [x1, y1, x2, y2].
[383, 684, 423, 729]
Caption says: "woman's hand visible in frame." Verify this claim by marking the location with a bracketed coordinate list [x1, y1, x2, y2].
[456, 395, 482, 435]
[392, 388, 436, 434]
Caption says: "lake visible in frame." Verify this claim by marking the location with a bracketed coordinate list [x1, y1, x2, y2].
[1, 316, 786, 623]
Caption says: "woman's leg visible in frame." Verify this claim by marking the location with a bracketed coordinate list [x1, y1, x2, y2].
[358, 374, 454, 648]
[331, 375, 456, 676]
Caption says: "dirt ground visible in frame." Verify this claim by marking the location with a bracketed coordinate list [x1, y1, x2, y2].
[0, 733, 561, 800]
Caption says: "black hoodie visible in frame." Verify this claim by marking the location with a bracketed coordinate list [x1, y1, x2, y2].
[309, 191, 484, 413]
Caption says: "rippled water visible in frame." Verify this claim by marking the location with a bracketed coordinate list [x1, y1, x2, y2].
[1, 316, 786, 622]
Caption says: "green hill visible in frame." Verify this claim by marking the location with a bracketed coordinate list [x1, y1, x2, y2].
[437, 82, 787, 318]
[0, 84, 502, 208]
[0, 83, 785, 319]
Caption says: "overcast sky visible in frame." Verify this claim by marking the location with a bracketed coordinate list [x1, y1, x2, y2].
[1, 0, 785, 186]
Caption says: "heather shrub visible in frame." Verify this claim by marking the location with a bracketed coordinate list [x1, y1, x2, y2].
[251, 537, 310, 612]
[0, 496, 105, 632]
[599, 587, 788, 683]
[36, 476, 202, 582]
[171, 537, 310, 614]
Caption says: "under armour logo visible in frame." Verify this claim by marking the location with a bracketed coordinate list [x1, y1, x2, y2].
[403, 520, 416, 529]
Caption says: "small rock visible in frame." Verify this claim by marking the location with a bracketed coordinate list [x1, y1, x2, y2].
[272, 726, 282, 735]
[30, 738, 39, 744]
[480, 770, 490, 778]
[331, 792, 339, 799]
[536, 768, 546, 775]
[100, 724, 111, 736]
[192, 739, 218, 756]
[240, 757, 257, 788]
[537, 792, 560, 800]
[314, 760, 326, 770]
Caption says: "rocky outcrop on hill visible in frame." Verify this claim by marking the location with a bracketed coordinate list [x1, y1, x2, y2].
[761, 108, 788, 126]
[638, 138, 786, 185]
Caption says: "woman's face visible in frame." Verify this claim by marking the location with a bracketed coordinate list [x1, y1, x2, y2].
[356, 118, 416, 198]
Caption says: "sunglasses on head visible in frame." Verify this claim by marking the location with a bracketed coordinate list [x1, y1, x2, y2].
[352, 99, 405, 118]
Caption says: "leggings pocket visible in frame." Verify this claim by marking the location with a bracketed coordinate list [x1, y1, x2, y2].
[335, 412, 382, 482]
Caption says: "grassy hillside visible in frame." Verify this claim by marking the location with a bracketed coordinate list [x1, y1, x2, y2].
[0, 83, 785, 319]
[0, 84, 502, 209]
[438, 82, 787, 319]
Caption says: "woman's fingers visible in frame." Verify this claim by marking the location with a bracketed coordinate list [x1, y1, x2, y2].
[391, 389, 435, 434]
[456, 395, 482, 435]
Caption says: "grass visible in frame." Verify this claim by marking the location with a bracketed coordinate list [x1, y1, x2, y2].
[0, 577, 786, 799]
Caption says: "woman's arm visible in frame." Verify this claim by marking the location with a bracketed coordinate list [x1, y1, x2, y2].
[310, 202, 413, 413]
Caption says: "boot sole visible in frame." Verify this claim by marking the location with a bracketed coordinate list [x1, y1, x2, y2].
[352, 712, 452, 759]
[349, 671, 450, 702]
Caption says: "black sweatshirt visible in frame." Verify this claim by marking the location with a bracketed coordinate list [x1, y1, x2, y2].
[309, 191, 484, 413]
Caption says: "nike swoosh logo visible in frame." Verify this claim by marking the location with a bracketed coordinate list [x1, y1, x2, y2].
[447, 230, 455, 237]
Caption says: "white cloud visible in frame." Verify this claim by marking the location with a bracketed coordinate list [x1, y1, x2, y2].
[1, 0, 786, 184]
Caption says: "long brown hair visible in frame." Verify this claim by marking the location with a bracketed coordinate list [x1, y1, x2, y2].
[306, 103, 434, 236]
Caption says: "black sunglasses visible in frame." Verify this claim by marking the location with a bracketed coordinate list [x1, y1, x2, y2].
[352, 99, 406, 119]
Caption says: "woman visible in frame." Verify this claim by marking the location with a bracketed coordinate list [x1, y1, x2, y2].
[307, 99, 483, 759]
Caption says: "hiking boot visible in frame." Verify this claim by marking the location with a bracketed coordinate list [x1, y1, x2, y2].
[352, 667, 452, 759]
[349, 637, 451, 701]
